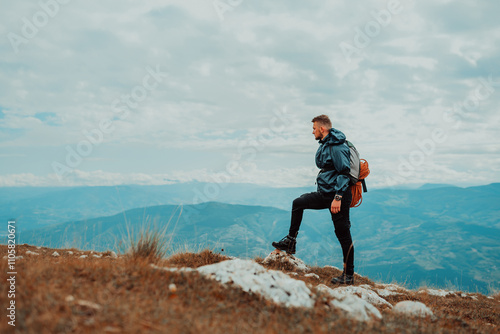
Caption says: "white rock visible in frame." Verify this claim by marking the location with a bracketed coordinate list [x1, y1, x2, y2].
[330, 295, 382, 322]
[374, 284, 406, 297]
[169, 284, 177, 293]
[381, 283, 408, 290]
[197, 259, 315, 308]
[393, 301, 434, 318]
[76, 300, 102, 311]
[376, 288, 403, 297]
[324, 265, 342, 271]
[65, 295, 75, 302]
[262, 250, 309, 272]
[319, 285, 393, 308]
[52, 251, 60, 257]
[316, 284, 331, 292]
[79, 255, 88, 259]
[460, 292, 479, 300]
[419, 288, 455, 297]
[67, 251, 74, 255]
[358, 284, 373, 289]
[304, 273, 320, 280]
[36, 246, 41, 249]
[92, 254, 102, 258]
[360, 284, 405, 298]
[26, 250, 40, 256]
[109, 251, 118, 258]
[150, 264, 195, 273]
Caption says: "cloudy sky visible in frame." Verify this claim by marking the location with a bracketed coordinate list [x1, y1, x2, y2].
[1, 0, 499, 188]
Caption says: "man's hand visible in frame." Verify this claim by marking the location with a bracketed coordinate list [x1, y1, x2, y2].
[331, 199, 341, 214]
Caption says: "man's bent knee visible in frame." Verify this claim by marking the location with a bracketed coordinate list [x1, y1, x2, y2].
[292, 193, 310, 209]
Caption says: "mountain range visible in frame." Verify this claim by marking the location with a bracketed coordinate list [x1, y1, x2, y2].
[0, 182, 314, 232]
[4, 182, 499, 295]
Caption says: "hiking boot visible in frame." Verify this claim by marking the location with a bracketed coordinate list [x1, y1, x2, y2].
[331, 272, 354, 285]
[272, 235, 296, 254]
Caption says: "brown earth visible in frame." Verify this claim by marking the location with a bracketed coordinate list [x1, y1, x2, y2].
[1, 244, 498, 334]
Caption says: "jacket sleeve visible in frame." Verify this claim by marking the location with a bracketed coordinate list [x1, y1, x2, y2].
[331, 146, 351, 196]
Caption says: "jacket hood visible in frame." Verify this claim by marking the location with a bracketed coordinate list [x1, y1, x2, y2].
[319, 127, 346, 146]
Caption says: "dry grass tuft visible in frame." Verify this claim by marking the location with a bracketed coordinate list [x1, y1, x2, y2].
[119, 206, 183, 264]
[120, 221, 169, 264]
[163, 249, 231, 268]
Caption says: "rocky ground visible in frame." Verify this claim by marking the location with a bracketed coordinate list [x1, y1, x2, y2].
[1, 244, 499, 333]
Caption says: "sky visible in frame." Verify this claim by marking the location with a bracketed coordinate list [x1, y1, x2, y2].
[1, 0, 499, 188]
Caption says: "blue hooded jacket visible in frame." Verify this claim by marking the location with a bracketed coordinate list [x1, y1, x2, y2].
[315, 127, 351, 196]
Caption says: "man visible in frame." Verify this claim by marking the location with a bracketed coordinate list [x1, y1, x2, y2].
[272, 114, 355, 285]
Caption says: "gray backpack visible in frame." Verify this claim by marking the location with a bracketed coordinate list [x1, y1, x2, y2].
[346, 140, 368, 193]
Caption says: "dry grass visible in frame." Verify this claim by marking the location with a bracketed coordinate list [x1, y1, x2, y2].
[162, 249, 231, 268]
[118, 216, 179, 264]
[123, 227, 167, 264]
[0, 244, 498, 334]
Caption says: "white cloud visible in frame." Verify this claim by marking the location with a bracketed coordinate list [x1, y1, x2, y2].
[258, 57, 293, 79]
[0, 166, 316, 188]
[387, 56, 438, 70]
[1, 0, 499, 188]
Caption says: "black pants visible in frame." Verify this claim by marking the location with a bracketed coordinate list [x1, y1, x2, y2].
[288, 187, 354, 275]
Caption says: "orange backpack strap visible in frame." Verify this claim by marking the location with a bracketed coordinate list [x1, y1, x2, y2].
[350, 159, 370, 207]
[359, 159, 370, 193]
[350, 182, 363, 207]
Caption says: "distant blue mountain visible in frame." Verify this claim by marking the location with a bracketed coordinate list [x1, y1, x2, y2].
[417, 183, 458, 190]
[7, 183, 500, 295]
[0, 182, 315, 232]
[1, 182, 499, 294]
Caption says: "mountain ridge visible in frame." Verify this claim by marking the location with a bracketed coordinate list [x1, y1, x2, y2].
[2, 183, 499, 295]
[2, 182, 499, 232]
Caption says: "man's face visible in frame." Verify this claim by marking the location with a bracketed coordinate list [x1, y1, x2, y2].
[312, 122, 323, 140]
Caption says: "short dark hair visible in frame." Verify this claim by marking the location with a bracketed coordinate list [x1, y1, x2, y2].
[311, 115, 332, 129]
